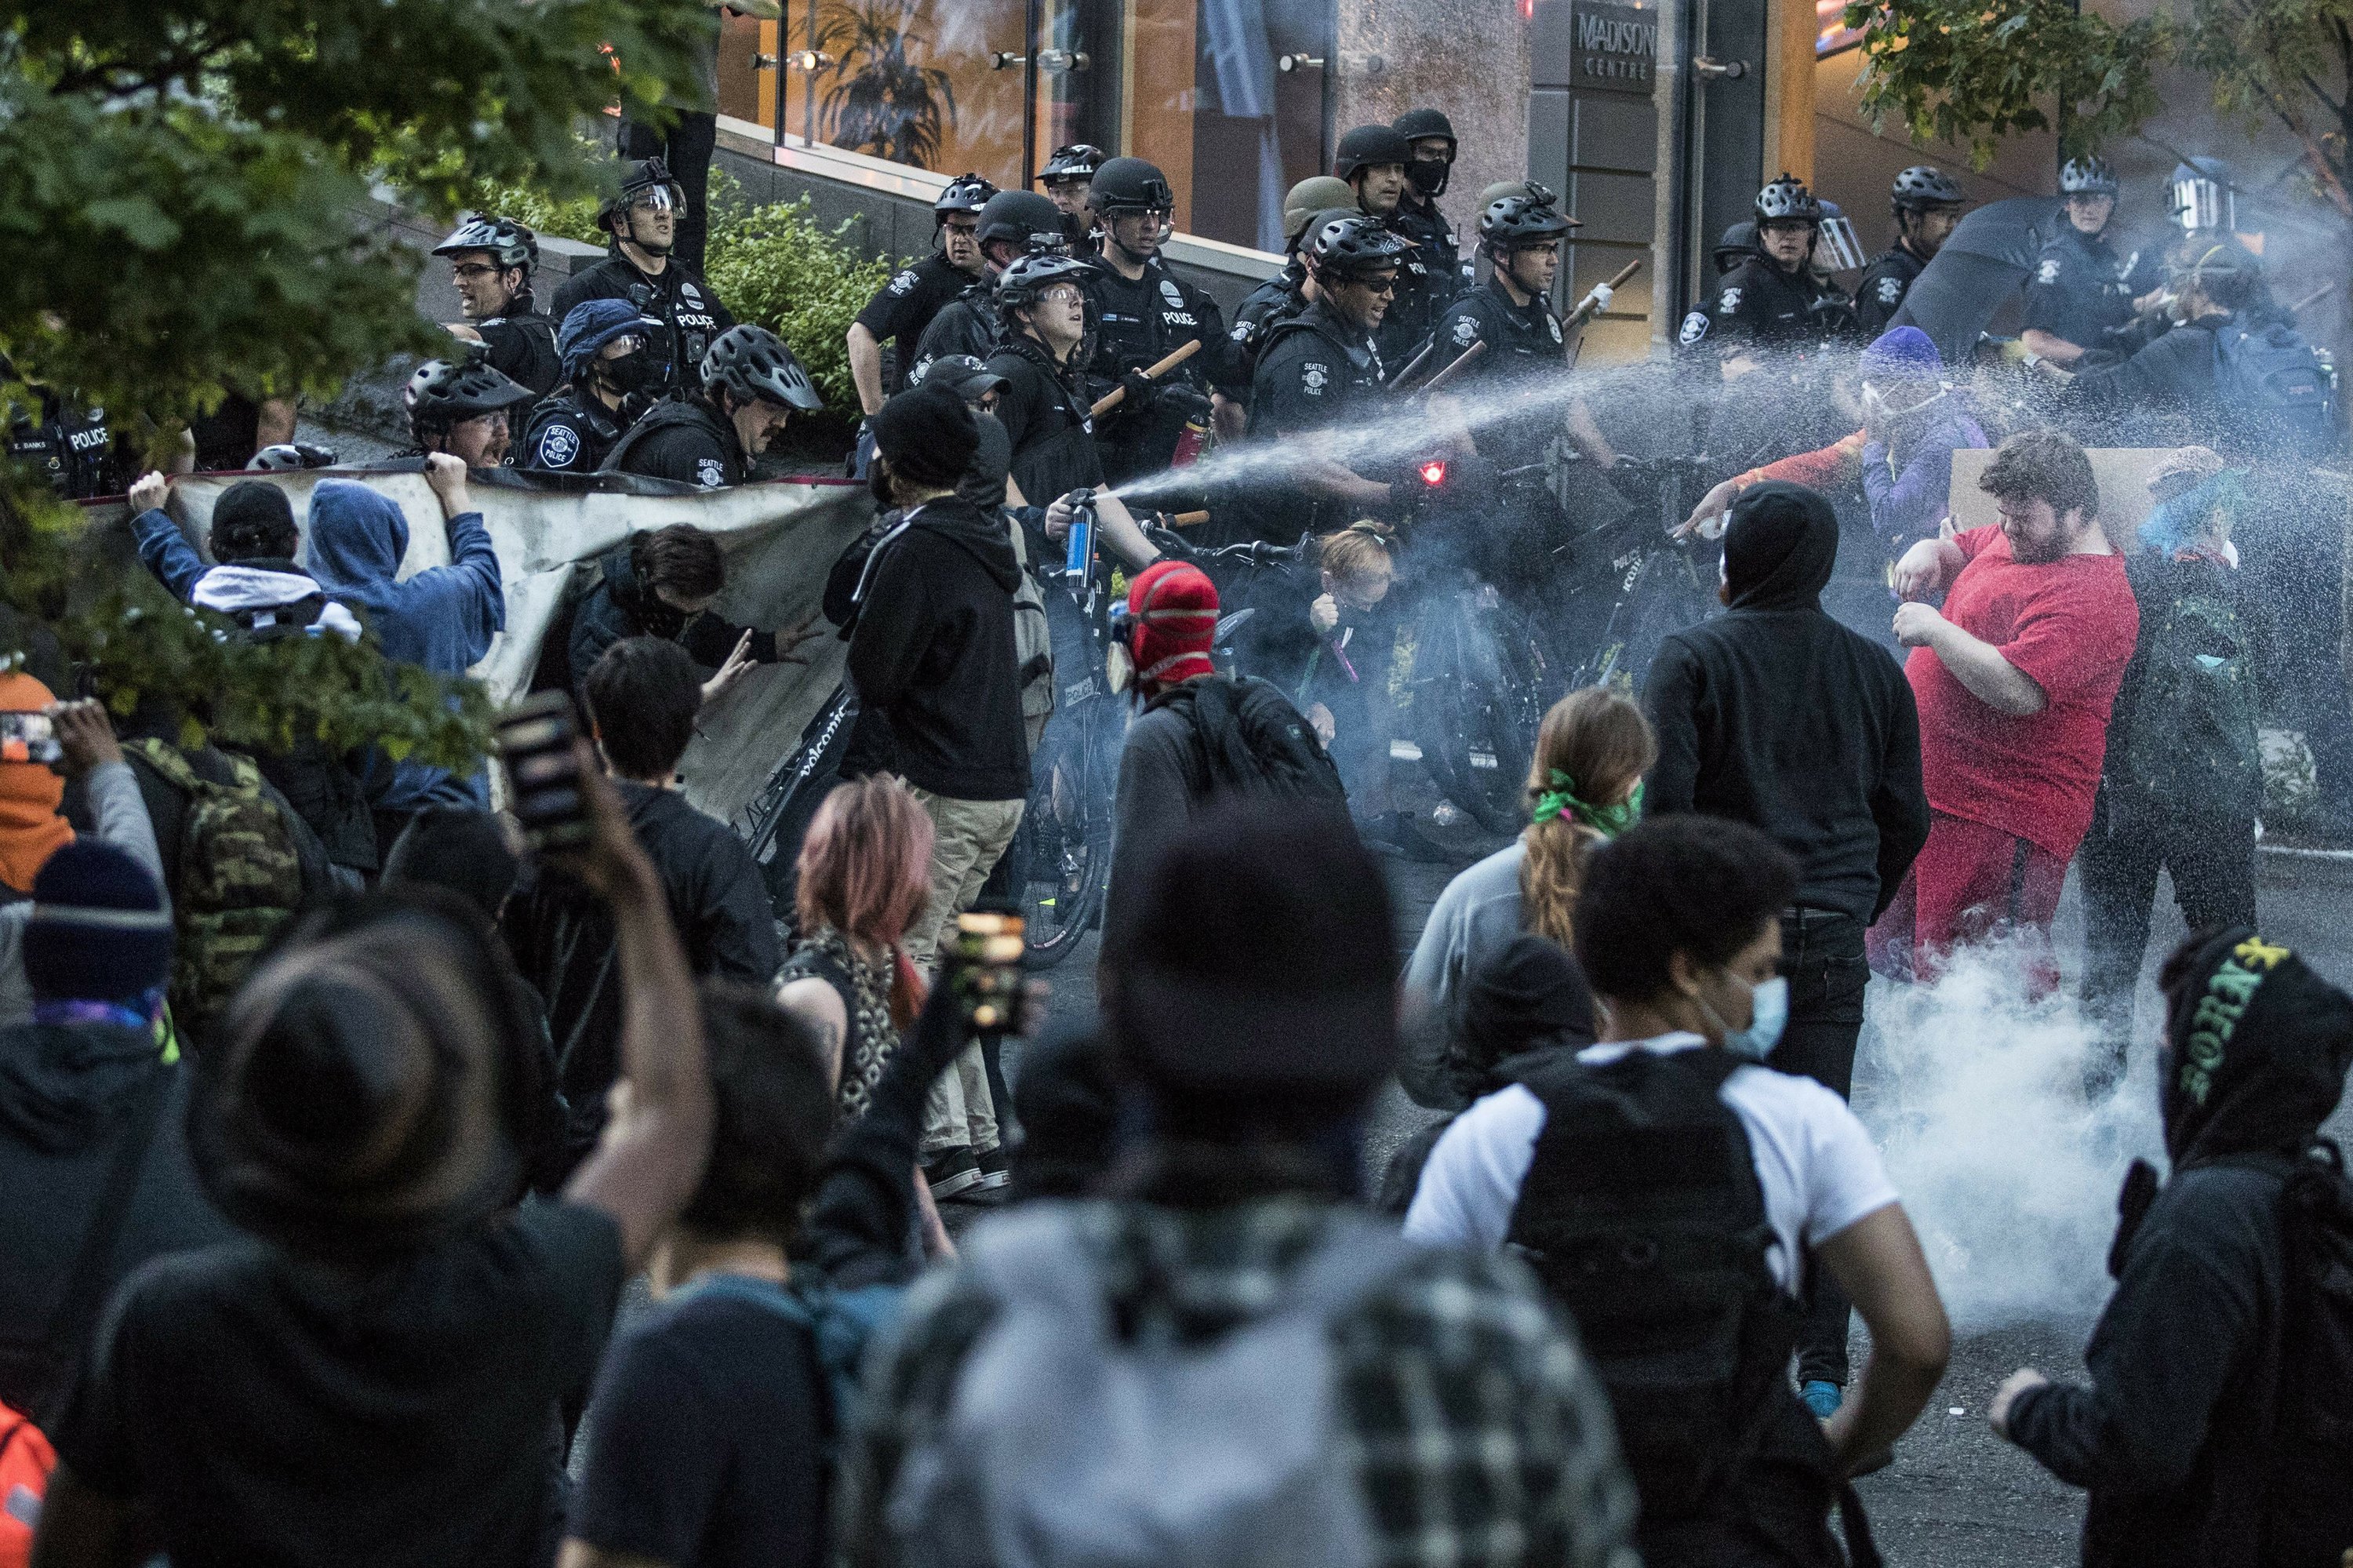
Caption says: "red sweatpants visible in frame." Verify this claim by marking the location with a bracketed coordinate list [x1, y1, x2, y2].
[1867, 810, 2072, 993]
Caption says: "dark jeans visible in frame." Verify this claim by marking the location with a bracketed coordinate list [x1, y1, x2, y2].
[2078, 784, 2258, 1082]
[1769, 906, 1870, 1387]
[618, 112, 717, 274]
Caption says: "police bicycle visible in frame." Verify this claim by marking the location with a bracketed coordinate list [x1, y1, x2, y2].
[1560, 453, 1721, 691]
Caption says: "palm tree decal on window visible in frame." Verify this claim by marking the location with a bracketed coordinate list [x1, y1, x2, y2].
[811, 0, 958, 167]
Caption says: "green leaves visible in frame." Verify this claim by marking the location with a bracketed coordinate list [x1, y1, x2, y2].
[704, 194, 895, 413]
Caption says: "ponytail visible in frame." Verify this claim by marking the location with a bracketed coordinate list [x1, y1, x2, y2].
[1516, 687, 1657, 951]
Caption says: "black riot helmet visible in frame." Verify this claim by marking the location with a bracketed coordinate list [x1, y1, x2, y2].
[700, 325, 823, 413]
[1890, 165, 1964, 214]
[1305, 213, 1413, 280]
[1038, 144, 1107, 187]
[403, 356, 535, 445]
[975, 190, 1067, 255]
[1090, 158, 1176, 216]
[1392, 107, 1457, 198]
[1755, 173, 1823, 225]
[1333, 124, 1414, 184]
[432, 215, 540, 274]
[934, 173, 998, 224]
[1478, 182, 1579, 253]
[1714, 221, 1758, 274]
[2060, 157, 2119, 197]
[599, 158, 688, 243]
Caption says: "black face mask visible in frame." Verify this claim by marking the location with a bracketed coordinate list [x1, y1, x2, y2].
[598, 346, 667, 398]
[1407, 158, 1451, 198]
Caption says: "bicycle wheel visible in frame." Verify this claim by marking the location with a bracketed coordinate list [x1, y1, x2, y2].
[1411, 589, 1545, 835]
[1017, 697, 1116, 966]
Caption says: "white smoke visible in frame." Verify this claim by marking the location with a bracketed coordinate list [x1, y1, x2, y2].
[1852, 931, 2164, 1332]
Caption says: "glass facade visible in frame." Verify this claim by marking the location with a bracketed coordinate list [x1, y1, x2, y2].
[717, 0, 1337, 253]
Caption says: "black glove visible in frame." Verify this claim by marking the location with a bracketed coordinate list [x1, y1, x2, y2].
[1117, 367, 1156, 406]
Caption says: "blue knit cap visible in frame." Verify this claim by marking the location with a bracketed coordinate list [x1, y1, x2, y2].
[24, 841, 173, 1004]
[1859, 325, 1944, 383]
[557, 299, 662, 380]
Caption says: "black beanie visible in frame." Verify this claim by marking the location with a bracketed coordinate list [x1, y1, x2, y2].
[1456, 934, 1595, 1092]
[872, 381, 980, 490]
[209, 480, 299, 562]
[24, 841, 173, 1005]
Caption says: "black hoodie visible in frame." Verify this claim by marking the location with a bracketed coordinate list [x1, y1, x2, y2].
[2008, 927, 2353, 1568]
[1641, 482, 1930, 922]
[540, 540, 780, 704]
[845, 493, 1030, 800]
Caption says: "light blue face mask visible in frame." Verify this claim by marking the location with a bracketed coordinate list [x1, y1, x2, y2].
[1700, 973, 1790, 1060]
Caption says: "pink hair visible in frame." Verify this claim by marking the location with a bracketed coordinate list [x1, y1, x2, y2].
[795, 776, 936, 1028]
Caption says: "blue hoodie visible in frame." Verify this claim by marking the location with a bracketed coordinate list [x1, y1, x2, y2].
[304, 480, 505, 810]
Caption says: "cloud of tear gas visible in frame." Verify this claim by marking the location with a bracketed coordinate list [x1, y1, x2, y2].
[1854, 934, 2163, 1331]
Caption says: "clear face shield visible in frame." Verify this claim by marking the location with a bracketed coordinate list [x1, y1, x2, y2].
[1813, 214, 1867, 273]
[2171, 176, 2233, 233]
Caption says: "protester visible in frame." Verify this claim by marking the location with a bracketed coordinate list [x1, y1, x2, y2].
[1992, 926, 2353, 1566]
[0, 691, 165, 1031]
[504, 638, 776, 1169]
[1871, 429, 2137, 987]
[1402, 688, 1653, 1108]
[304, 459, 504, 853]
[545, 522, 816, 708]
[845, 802, 1642, 1568]
[1104, 559, 1344, 920]
[0, 843, 232, 1423]
[33, 754, 711, 1568]
[1644, 480, 1930, 1413]
[842, 381, 1027, 1200]
[1406, 814, 1951, 1565]
[2079, 451, 2261, 1081]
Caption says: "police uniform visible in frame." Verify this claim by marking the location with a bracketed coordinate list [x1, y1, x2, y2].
[518, 387, 630, 475]
[474, 296, 562, 399]
[599, 395, 747, 489]
[984, 334, 1104, 507]
[1229, 264, 1311, 386]
[1677, 254, 1856, 357]
[1245, 297, 1389, 540]
[1851, 246, 1925, 338]
[6, 393, 118, 499]
[1431, 276, 1568, 468]
[1373, 215, 1454, 371]
[909, 283, 1006, 387]
[553, 256, 734, 395]
[1395, 195, 1467, 291]
[2022, 226, 2139, 355]
[853, 253, 978, 395]
[1078, 255, 1235, 483]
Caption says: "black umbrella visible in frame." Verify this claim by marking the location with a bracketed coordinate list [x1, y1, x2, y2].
[1893, 197, 2066, 369]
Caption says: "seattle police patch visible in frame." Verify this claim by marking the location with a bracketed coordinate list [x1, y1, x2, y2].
[536, 424, 580, 467]
[889, 270, 918, 296]
[1302, 362, 1329, 394]
[1452, 316, 1478, 347]
[2037, 259, 2060, 286]
[1547, 316, 1563, 342]
[1678, 310, 1711, 347]
[696, 457, 726, 488]
[1718, 287, 1743, 314]
[1877, 276, 1904, 304]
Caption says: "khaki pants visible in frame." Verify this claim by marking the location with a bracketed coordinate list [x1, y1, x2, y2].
[908, 789, 1024, 1157]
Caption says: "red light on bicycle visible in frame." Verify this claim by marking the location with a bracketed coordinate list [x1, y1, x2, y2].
[1419, 460, 1448, 486]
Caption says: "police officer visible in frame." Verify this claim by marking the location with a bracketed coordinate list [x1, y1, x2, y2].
[1333, 124, 1450, 368]
[1036, 144, 1105, 254]
[2020, 158, 2141, 366]
[1391, 107, 1467, 291]
[553, 158, 736, 395]
[431, 215, 562, 398]
[602, 325, 822, 489]
[1249, 215, 1414, 533]
[3, 383, 118, 500]
[982, 253, 1104, 510]
[1431, 187, 1579, 467]
[1230, 180, 1354, 392]
[910, 190, 1067, 384]
[1677, 175, 1857, 362]
[1853, 166, 1965, 337]
[400, 357, 536, 468]
[848, 173, 995, 421]
[518, 300, 670, 475]
[1077, 157, 1239, 482]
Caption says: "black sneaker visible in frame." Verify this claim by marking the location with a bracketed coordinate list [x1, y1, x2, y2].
[924, 1148, 984, 1200]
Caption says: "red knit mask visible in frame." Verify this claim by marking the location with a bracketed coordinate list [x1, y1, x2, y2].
[1126, 560, 1220, 691]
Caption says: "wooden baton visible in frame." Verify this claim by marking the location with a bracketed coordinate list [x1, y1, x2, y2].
[1089, 339, 1202, 419]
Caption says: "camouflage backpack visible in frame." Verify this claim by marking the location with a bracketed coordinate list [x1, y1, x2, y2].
[126, 740, 304, 1031]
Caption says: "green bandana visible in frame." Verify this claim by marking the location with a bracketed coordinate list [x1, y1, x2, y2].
[1529, 770, 1642, 837]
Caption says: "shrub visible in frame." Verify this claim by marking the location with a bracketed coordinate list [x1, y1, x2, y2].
[705, 195, 893, 415]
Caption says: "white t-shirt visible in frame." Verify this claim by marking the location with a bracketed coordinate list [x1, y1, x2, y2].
[1402, 1033, 1900, 1294]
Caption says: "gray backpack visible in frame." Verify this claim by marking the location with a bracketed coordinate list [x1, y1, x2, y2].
[885, 1203, 1417, 1568]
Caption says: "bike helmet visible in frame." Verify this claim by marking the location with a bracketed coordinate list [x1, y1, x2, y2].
[404, 357, 535, 438]
[2060, 156, 2119, 196]
[1754, 173, 1822, 225]
[1283, 176, 1357, 243]
[975, 190, 1067, 252]
[2169, 157, 2236, 233]
[700, 325, 822, 412]
[557, 297, 667, 382]
[1089, 157, 1176, 215]
[995, 252, 1095, 311]
[1037, 144, 1106, 186]
[1890, 165, 1964, 213]
[246, 442, 339, 472]
[1478, 183, 1579, 249]
[1391, 107, 1458, 160]
[431, 214, 540, 272]
[1305, 213, 1413, 278]
[1714, 220, 1758, 273]
[1333, 125, 1414, 183]
[598, 158, 687, 233]
[934, 172, 998, 222]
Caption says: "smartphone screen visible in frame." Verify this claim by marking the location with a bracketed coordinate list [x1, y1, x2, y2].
[496, 692, 591, 852]
[0, 713, 60, 766]
[952, 911, 1027, 1035]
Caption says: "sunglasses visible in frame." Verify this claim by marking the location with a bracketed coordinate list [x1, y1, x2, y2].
[449, 263, 502, 282]
[1355, 275, 1398, 297]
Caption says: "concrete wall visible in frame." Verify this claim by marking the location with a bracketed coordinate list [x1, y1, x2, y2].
[1330, 0, 1533, 250]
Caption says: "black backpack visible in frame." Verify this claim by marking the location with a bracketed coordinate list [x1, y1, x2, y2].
[1504, 1048, 1801, 1518]
[1154, 675, 1347, 807]
[2260, 1142, 2353, 1560]
[2212, 320, 2339, 457]
[2117, 556, 2260, 818]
